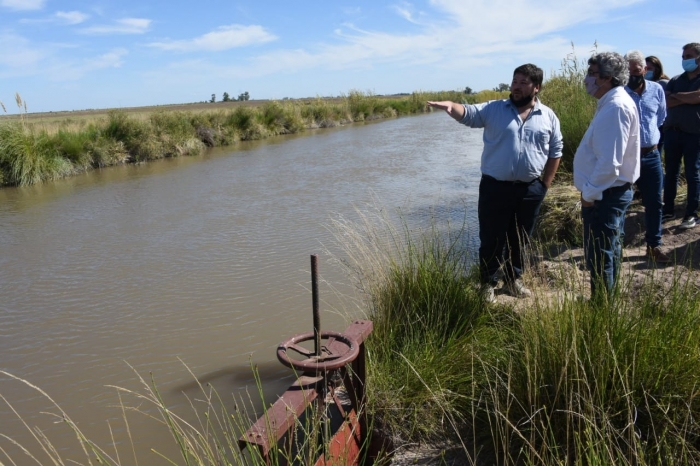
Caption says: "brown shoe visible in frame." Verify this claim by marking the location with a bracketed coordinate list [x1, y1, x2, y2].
[646, 246, 671, 263]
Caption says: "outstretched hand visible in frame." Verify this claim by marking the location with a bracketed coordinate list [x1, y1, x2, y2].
[426, 101, 454, 112]
[426, 100, 464, 121]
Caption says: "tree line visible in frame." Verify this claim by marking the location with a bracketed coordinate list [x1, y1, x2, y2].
[210, 91, 250, 103]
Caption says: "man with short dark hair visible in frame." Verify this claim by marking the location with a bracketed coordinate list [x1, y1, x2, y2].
[574, 52, 640, 298]
[624, 50, 669, 263]
[663, 42, 700, 230]
[428, 64, 563, 302]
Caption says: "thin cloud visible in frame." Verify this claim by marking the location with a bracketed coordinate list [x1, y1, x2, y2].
[20, 10, 89, 25]
[1, 0, 44, 10]
[56, 11, 89, 25]
[0, 33, 45, 70]
[148, 24, 276, 52]
[392, 2, 424, 25]
[48, 48, 128, 81]
[147, 0, 644, 83]
[80, 18, 151, 35]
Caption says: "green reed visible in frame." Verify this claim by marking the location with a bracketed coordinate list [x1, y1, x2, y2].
[0, 359, 364, 466]
[331, 203, 700, 465]
[0, 90, 474, 187]
[539, 44, 598, 174]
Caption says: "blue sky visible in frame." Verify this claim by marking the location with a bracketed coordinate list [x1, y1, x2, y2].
[0, 0, 698, 113]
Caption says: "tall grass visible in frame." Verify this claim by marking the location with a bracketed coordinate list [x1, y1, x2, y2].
[0, 90, 475, 187]
[0, 361, 357, 465]
[331, 204, 700, 465]
[540, 44, 598, 174]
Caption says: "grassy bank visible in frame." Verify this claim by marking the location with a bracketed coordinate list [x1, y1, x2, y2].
[0, 90, 504, 187]
[331, 207, 700, 465]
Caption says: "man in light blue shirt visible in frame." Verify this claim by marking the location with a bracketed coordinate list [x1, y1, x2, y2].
[428, 64, 563, 302]
[624, 50, 669, 263]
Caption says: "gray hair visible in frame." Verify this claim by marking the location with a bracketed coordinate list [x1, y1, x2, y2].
[684, 43, 700, 55]
[625, 50, 645, 68]
[588, 52, 629, 87]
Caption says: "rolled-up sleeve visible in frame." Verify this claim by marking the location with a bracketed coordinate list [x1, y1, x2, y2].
[459, 102, 487, 128]
[549, 114, 563, 159]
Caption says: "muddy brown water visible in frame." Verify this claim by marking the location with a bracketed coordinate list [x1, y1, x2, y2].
[0, 112, 483, 464]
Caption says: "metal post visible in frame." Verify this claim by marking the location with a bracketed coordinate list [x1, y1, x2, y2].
[311, 254, 321, 356]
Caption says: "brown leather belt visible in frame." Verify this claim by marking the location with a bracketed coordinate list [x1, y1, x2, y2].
[641, 145, 658, 155]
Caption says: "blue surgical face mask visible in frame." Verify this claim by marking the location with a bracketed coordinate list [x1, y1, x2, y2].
[683, 58, 699, 72]
[644, 70, 654, 80]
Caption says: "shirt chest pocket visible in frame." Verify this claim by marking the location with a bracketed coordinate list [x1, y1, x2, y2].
[523, 129, 550, 155]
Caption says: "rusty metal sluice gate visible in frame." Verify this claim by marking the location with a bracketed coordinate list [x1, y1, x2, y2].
[238, 255, 375, 465]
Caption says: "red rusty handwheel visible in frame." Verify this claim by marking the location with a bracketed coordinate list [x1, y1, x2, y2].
[277, 331, 360, 373]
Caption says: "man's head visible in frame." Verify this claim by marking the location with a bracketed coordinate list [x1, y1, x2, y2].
[682, 43, 700, 73]
[586, 52, 629, 99]
[509, 63, 543, 108]
[624, 50, 646, 91]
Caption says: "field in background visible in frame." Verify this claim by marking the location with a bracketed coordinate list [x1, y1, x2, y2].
[0, 90, 507, 187]
[0, 94, 441, 128]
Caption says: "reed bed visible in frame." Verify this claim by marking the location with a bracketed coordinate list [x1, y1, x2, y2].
[330, 204, 700, 466]
[0, 90, 482, 187]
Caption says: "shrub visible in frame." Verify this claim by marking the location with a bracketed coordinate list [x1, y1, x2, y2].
[540, 49, 597, 174]
[0, 122, 73, 186]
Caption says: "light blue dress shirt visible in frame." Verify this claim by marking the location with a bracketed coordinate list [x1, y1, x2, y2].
[459, 98, 563, 182]
[625, 80, 666, 147]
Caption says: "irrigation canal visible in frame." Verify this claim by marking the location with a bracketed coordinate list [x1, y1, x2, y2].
[0, 111, 482, 463]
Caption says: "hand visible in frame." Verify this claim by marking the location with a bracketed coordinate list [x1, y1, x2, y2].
[426, 101, 454, 113]
[581, 196, 594, 207]
[426, 101, 464, 121]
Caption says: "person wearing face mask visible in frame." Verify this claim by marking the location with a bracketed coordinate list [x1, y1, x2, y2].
[624, 50, 669, 263]
[645, 56, 671, 154]
[645, 56, 671, 90]
[574, 52, 640, 299]
[427, 64, 563, 303]
[662, 43, 700, 229]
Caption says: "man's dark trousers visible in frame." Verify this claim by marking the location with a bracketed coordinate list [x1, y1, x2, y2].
[638, 149, 664, 247]
[663, 128, 700, 219]
[478, 175, 548, 286]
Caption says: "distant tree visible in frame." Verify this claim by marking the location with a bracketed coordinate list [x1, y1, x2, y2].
[222, 92, 231, 102]
[464, 86, 473, 95]
[237, 91, 250, 101]
[493, 83, 510, 92]
[210, 93, 216, 103]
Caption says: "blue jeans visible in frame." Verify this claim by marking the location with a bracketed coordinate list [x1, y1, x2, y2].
[637, 149, 663, 247]
[478, 175, 548, 285]
[663, 128, 700, 219]
[582, 185, 633, 298]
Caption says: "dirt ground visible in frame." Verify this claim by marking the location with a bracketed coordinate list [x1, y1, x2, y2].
[495, 196, 700, 308]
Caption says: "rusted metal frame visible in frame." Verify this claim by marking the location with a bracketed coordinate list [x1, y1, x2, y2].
[238, 320, 373, 462]
[238, 375, 323, 460]
[333, 321, 372, 454]
[311, 254, 321, 356]
[313, 409, 362, 466]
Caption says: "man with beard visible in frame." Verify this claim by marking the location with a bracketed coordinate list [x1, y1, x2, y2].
[428, 63, 563, 303]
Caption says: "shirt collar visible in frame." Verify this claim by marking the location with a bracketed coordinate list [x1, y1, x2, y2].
[597, 86, 623, 108]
